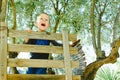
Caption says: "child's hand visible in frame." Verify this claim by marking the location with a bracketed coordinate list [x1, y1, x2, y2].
[70, 39, 80, 47]
[26, 29, 32, 33]
[24, 29, 32, 43]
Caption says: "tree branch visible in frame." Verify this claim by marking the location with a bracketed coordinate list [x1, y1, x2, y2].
[82, 38, 120, 80]
[50, 0, 57, 13]
[95, 4, 99, 15]
[97, 1, 107, 51]
[112, 7, 120, 41]
[0, 0, 2, 12]
[90, 0, 97, 52]
[10, 0, 16, 30]
[0, 0, 7, 22]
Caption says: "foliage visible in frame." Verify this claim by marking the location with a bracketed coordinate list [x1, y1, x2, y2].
[94, 61, 120, 80]
[94, 0, 119, 43]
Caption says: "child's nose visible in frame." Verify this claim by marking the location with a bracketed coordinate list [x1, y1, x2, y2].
[42, 19, 46, 22]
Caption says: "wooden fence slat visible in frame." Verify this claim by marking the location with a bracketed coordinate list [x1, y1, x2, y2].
[8, 30, 77, 41]
[8, 59, 64, 68]
[0, 24, 7, 80]
[8, 59, 79, 68]
[9, 30, 62, 40]
[7, 74, 81, 80]
[62, 31, 72, 80]
[0, 22, 7, 27]
[8, 44, 78, 54]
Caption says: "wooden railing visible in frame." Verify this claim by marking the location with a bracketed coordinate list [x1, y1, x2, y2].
[0, 22, 81, 80]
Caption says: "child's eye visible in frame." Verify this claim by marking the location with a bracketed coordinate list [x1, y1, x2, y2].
[45, 19, 48, 21]
[40, 18, 43, 20]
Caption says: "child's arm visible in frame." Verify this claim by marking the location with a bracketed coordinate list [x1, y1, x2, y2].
[50, 40, 63, 46]
[24, 38, 29, 43]
[24, 29, 32, 44]
[50, 39, 80, 47]
[70, 39, 80, 47]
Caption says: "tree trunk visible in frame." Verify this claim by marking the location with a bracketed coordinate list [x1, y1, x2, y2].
[9, 0, 19, 74]
[112, 7, 120, 41]
[90, 0, 97, 54]
[83, 1, 120, 80]
[82, 38, 120, 80]
[53, 18, 60, 33]
[11, 0, 16, 30]
[0, 0, 2, 13]
[0, 0, 7, 22]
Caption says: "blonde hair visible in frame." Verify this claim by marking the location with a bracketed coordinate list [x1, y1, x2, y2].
[36, 13, 49, 22]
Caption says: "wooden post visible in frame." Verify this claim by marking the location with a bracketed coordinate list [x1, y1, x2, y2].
[0, 22, 8, 80]
[62, 30, 72, 80]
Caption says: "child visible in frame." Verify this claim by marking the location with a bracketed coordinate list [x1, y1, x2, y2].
[25, 12, 80, 74]
[24, 13, 62, 74]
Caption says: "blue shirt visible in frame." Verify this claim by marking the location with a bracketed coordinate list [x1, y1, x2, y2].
[35, 39, 50, 45]
[28, 39, 50, 59]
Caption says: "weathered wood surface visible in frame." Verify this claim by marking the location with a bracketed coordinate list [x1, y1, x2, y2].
[9, 30, 77, 41]
[0, 24, 7, 80]
[8, 59, 79, 68]
[0, 22, 7, 27]
[62, 31, 72, 80]
[7, 74, 81, 80]
[8, 44, 78, 54]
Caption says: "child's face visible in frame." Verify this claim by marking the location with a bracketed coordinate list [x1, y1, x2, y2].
[36, 13, 50, 31]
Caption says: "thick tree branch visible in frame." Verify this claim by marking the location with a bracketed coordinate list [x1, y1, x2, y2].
[112, 7, 120, 41]
[97, 1, 107, 51]
[9, 0, 19, 74]
[82, 38, 120, 80]
[52, 0, 68, 33]
[90, 0, 97, 52]
[10, 0, 16, 30]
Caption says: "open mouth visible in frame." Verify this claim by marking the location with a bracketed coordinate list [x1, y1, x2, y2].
[41, 23, 46, 27]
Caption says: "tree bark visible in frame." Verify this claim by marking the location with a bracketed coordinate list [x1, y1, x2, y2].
[0, 0, 7, 22]
[9, 0, 19, 74]
[83, 1, 120, 80]
[11, 0, 16, 30]
[112, 7, 120, 41]
[0, 0, 2, 13]
[82, 38, 120, 80]
[90, 0, 97, 53]
[96, 1, 107, 59]
[51, 0, 68, 33]
[53, 18, 60, 33]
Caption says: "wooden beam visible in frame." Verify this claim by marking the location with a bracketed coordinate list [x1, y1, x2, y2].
[0, 22, 7, 27]
[0, 24, 7, 80]
[62, 31, 72, 80]
[8, 59, 79, 68]
[7, 74, 81, 80]
[8, 44, 78, 54]
[8, 30, 77, 41]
